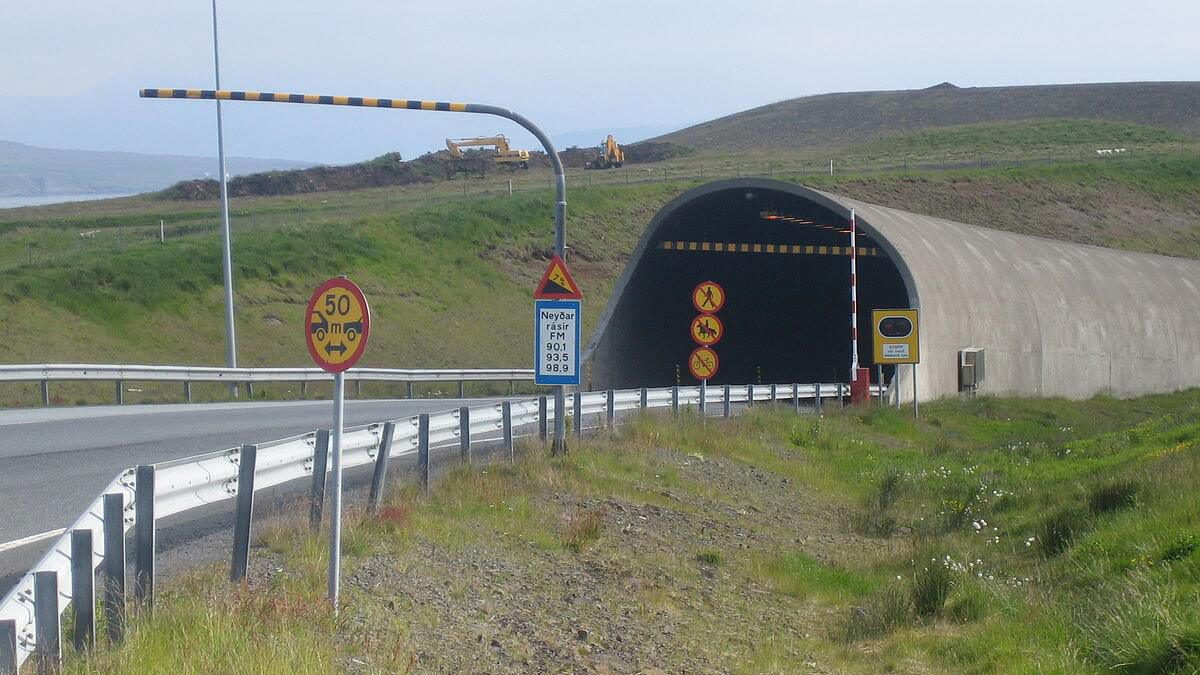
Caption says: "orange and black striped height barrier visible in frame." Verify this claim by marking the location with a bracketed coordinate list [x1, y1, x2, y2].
[140, 87, 573, 455]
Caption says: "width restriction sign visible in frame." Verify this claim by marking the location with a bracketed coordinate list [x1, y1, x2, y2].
[306, 277, 371, 372]
[534, 300, 581, 385]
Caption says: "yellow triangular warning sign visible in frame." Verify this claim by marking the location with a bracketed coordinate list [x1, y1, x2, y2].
[534, 255, 582, 299]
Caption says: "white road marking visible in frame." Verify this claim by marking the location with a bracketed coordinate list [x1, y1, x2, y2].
[0, 528, 65, 553]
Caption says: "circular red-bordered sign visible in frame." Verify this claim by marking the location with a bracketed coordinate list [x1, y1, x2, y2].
[690, 313, 724, 346]
[304, 277, 371, 373]
[692, 280, 726, 314]
[688, 346, 720, 381]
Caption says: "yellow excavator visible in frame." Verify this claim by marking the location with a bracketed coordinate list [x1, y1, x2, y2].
[445, 135, 531, 169]
[585, 135, 625, 170]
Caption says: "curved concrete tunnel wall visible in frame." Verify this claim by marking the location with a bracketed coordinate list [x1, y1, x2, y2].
[585, 178, 1200, 401]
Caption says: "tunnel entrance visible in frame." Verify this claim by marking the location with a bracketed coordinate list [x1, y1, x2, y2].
[587, 180, 912, 390]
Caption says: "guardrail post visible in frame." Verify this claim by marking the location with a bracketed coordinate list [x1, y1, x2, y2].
[0, 619, 16, 675]
[573, 392, 582, 437]
[310, 429, 330, 531]
[418, 414, 430, 493]
[183, 381, 192, 403]
[671, 386, 679, 413]
[102, 493, 126, 645]
[508, 380, 515, 396]
[639, 387, 648, 409]
[770, 384, 778, 404]
[354, 380, 362, 399]
[538, 396, 548, 441]
[34, 570, 60, 671]
[458, 381, 465, 399]
[71, 529, 96, 653]
[115, 380, 124, 405]
[502, 402, 514, 460]
[838, 382, 845, 408]
[40, 380, 49, 407]
[606, 389, 615, 430]
[723, 385, 731, 418]
[245, 382, 254, 399]
[815, 383, 823, 413]
[459, 407, 471, 465]
[406, 382, 414, 399]
[300, 381, 307, 398]
[134, 465, 155, 609]
[792, 383, 800, 412]
[747, 384, 755, 407]
[231, 444, 257, 583]
[369, 422, 395, 515]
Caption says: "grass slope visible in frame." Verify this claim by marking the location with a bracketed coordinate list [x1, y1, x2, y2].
[62, 392, 1200, 673]
[650, 81, 1200, 153]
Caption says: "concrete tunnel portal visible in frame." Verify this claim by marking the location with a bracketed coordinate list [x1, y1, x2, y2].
[586, 180, 913, 390]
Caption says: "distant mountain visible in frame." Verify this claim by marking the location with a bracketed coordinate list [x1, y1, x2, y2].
[648, 81, 1200, 152]
[0, 140, 315, 198]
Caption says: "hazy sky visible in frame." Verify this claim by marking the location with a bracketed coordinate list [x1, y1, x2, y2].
[2, 1, 1198, 164]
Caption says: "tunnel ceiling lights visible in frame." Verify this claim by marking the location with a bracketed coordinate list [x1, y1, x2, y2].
[759, 211, 853, 234]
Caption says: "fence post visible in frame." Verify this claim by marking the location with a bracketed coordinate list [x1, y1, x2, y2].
[134, 465, 155, 609]
[40, 380, 49, 407]
[418, 414, 430, 493]
[815, 383, 823, 413]
[71, 529, 96, 653]
[573, 391, 582, 437]
[538, 396, 548, 441]
[459, 407, 472, 464]
[115, 380, 124, 405]
[102, 493, 126, 645]
[502, 402, 514, 460]
[34, 571, 60, 671]
[310, 429, 330, 531]
[369, 422, 395, 515]
[0, 619, 15, 675]
[606, 389, 615, 430]
[231, 444, 257, 583]
[671, 385, 679, 413]
[639, 387, 648, 409]
[723, 384, 731, 418]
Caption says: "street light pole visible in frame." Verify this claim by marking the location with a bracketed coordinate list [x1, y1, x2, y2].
[211, 0, 238, 382]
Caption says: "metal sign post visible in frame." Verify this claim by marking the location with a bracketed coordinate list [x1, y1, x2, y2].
[533, 255, 582, 451]
[304, 276, 371, 611]
[140, 86, 570, 449]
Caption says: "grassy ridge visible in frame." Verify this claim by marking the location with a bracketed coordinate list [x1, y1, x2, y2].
[850, 119, 1185, 158]
[62, 392, 1200, 673]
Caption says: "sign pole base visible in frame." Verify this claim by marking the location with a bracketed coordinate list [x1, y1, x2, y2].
[328, 371, 345, 611]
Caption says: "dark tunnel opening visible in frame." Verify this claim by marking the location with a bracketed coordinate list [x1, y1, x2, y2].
[589, 185, 911, 389]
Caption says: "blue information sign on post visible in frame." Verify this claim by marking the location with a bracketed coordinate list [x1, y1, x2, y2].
[534, 299, 581, 385]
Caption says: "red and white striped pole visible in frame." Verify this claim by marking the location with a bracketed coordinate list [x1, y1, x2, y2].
[849, 208, 859, 382]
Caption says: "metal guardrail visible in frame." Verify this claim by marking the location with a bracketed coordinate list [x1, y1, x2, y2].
[0, 363, 535, 406]
[0, 380, 858, 670]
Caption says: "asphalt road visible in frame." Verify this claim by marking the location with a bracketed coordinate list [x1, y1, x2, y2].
[0, 397, 491, 586]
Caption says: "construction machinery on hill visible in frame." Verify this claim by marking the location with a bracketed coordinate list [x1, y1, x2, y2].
[445, 135, 531, 169]
[585, 135, 625, 169]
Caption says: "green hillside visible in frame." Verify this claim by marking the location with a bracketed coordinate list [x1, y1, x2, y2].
[1, 153, 1198, 405]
